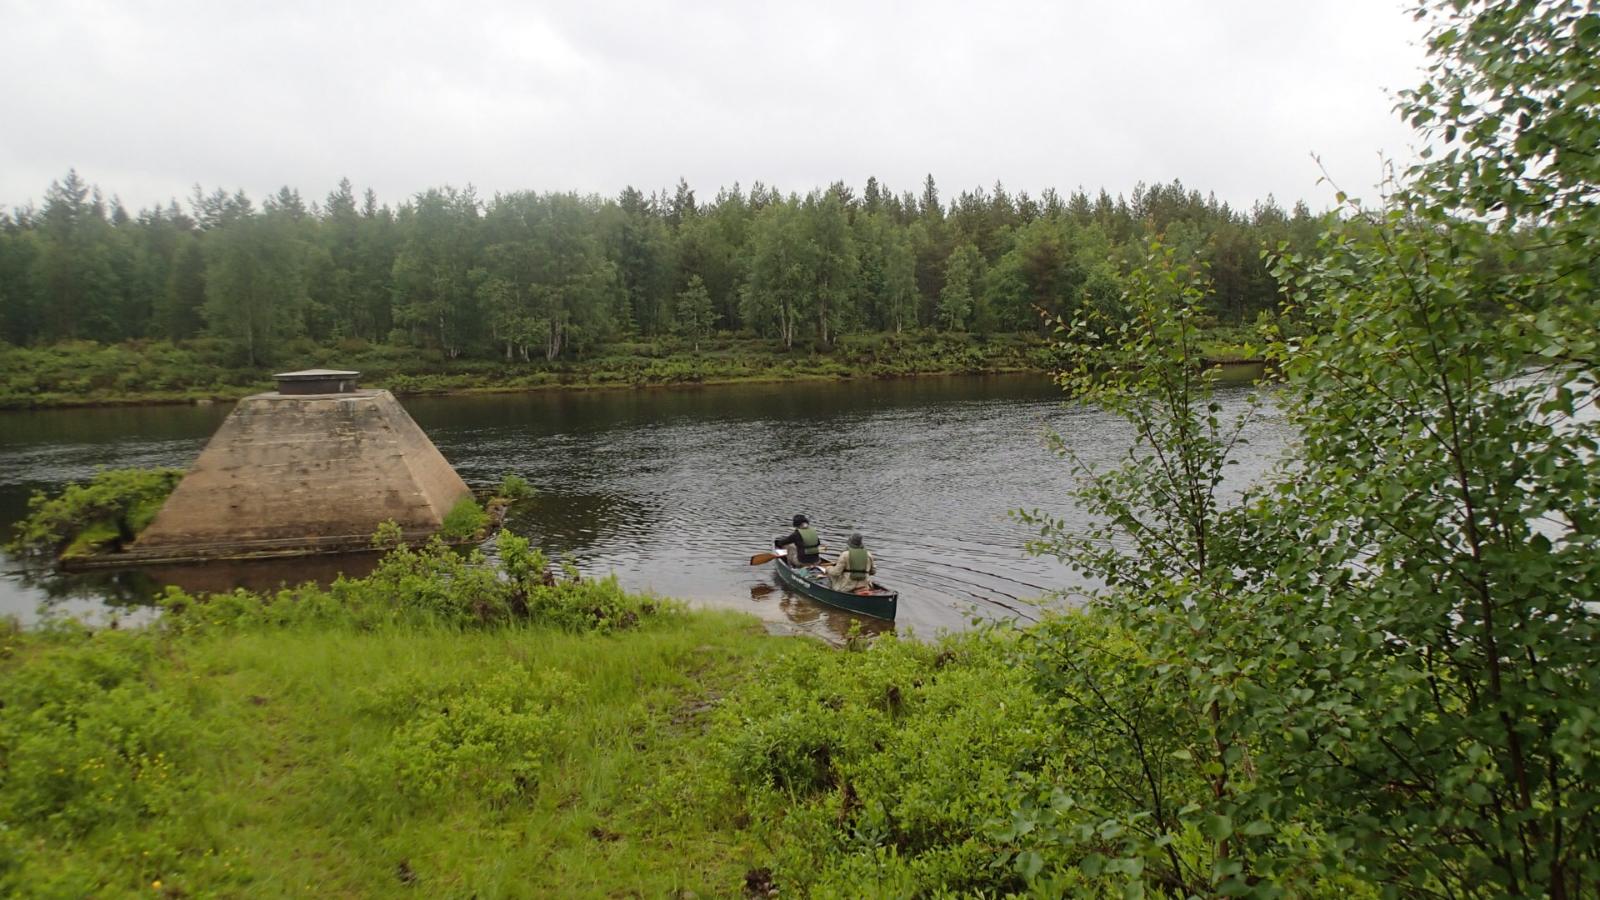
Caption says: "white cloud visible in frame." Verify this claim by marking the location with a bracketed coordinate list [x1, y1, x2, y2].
[0, 0, 1429, 212]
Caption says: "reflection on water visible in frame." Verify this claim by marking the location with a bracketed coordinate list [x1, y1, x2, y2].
[738, 575, 896, 642]
[0, 375, 1294, 641]
[3, 562, 168, 627]
[506, 492, 656, 556]
[138, 553, 383, 596]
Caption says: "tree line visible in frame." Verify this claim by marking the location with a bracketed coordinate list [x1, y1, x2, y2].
[0, 172, 1324, 365]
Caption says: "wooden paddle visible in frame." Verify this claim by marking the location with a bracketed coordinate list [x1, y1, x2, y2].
[749, 547, 831, 566]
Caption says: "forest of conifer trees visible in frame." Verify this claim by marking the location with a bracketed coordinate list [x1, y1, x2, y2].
[0, 171, 1325, 366]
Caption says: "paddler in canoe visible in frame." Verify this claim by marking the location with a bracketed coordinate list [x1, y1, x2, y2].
[826, 533, 876, 593]
[772, 513, 823, 566]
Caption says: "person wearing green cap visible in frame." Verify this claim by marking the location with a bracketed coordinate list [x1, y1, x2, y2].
[828, 532, 876, 592]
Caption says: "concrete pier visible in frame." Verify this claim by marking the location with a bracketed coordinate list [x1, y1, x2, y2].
[124, 375, 471, 562]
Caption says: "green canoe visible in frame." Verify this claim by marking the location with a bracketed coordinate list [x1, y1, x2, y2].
[773, 557, 898, 621]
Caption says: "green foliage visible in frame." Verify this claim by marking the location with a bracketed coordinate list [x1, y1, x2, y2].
[7, 468, 183, 559]
[1006, 1, 1600, 895]
[1016, 241, 1318, 897]
[708, 614, 1369, 898]
[161, 531, 663, 635]
[477, 191, 622, 361]
[357, 666, 575, 807]
[0, 339, 264, 409]
[498, 533, 664, 633]
[202, 204, 309, 366]
[438, 496, 489, 542]
[0, 329, 1139, 410]
[496, 472, 535, 500]
[1238, 3, 1600, 894]
[936, 242, 981, 331]
[0, 571, 786, 895]
[369, 518, 405, 549]
[62, 520, 122, 560]
[9, 6, 1592, 896]
[986, 218, 1126, 329]
[0, 167, 1314, 375]
[712, 628, 1063, 896]
[672, 274, 717, 350]
[390, 187, 482, 359]
[0, 624, 243, 896]
[0, 627, 192, 841]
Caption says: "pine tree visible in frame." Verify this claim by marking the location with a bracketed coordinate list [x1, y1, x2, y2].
[937, 243, 980, 331]
[673, 275, 715, 351]
[160, 235, 206, 339]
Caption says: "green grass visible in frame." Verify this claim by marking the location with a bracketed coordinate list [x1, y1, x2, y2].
[0, 531, 835, 897]
[59, 520, 121, 560]
[1, 611, 806, 897]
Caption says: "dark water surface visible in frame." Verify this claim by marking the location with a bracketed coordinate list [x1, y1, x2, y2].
[0, 375, 1292, 640]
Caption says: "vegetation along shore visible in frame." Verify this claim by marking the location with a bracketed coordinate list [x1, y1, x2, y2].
[0, 329, 1265, 411]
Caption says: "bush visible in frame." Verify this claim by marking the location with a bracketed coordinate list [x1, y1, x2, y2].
[711, 627, 1078, 896]
[439, 496, 490, 542]
[0, 627, 198, 840]
[7, 468, 183, 559]
[706, 608, 1374, 898]
[497, 473, 535, 500]
[159, 530, 669, 635]
[355, 666, 576, 807]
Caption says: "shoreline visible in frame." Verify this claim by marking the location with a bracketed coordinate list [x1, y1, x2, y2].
[0, 364, 1051, 412]
[0, 359, 1267, 413]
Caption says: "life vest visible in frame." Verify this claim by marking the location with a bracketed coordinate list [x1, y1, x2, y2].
[797, 527, 821, 557]
[845, 547, 871, 576]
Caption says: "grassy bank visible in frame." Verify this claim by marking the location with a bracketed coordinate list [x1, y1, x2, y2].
[0, 328, 1262, 410]
[0, 530, 807, 897]
[7, 527, 1143, 897]
[1, 609, 800, 896]
[0, 568, 1376, 898]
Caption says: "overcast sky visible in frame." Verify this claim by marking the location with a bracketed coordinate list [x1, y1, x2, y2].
[1, 0, 1431, 215]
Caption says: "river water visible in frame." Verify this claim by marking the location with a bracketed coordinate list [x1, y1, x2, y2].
[0, 373, 1292, 640]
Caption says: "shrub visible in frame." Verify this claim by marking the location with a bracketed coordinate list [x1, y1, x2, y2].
[159, 531, 668, 635]
[7, 468, 183, 559]
[439, 497, 489, 542]
[355, 667, 576, 808]
[0, 628, 197, 840]
[711, 627, 1075, 896]
[497, 473, 535, 500]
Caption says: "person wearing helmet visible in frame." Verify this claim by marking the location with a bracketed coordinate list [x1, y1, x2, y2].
[828, 532, 876, 592]
[774, 514, 823, 566]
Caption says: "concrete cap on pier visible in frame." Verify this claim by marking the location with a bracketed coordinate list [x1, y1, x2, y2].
[273, 369, 361, 395]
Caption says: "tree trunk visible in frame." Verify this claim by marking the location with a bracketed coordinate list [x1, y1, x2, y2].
[546, 319, 562, 361]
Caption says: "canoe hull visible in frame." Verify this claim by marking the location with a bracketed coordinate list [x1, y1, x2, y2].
[773, 558, 898, 621]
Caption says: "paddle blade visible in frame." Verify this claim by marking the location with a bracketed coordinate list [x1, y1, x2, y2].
[749, 551, 781, 566]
